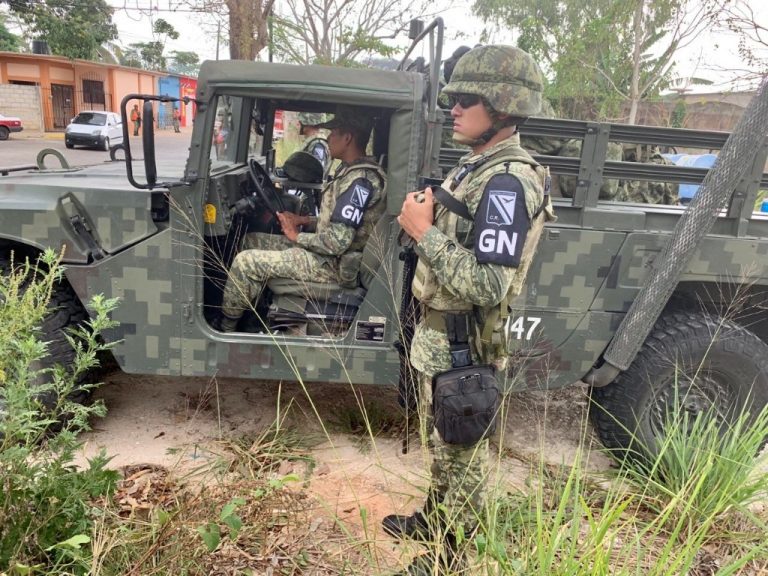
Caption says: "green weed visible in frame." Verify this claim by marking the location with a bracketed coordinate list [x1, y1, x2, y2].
[0, 249, 120, 575]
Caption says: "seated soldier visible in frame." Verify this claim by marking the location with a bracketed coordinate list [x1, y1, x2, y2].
[214, 106, 387, 332]
[616, 144, 679, 204]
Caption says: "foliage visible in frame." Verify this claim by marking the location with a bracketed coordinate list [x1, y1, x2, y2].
[183, 0, 275, 60]
[0, 250, 120, 574]
[474, 0, 712, 122]
[0, 14, 21, 52]
[7, 0, 117, 60]
[168, 50, 201, 76]
[705, 0, 768, 81]
[478, 402, 768, 574]
[119, 18, 179, 71]
[271, 0, 425, 66]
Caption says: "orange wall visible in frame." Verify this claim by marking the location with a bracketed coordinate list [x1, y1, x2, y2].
[1, 54, 159, 130]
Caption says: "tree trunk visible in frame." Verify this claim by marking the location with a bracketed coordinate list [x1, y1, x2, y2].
[226, 0, 270, 60]
[628, 0, 644, 125]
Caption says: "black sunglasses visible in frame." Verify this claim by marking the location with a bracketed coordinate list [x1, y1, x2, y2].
[447, 93, 483, 109]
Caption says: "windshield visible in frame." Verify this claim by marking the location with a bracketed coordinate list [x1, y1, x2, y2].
[73, 113, 106, 126]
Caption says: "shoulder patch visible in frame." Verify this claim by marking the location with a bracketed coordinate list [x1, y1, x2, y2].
[310, 142, 327, 164]
[330, 177, 374, 229]
[474, 172, 530, 267]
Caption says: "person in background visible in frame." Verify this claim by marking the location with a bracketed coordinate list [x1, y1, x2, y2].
[172, 107, 181, 133]
[130, 104, 141, 136]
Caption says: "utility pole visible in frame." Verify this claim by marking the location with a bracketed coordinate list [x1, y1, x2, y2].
[215, 20, 221, 60]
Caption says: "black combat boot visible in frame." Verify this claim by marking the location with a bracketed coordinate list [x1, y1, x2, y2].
[382, 489, 443, 541]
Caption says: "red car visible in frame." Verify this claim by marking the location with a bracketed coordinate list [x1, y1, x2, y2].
[0, 113, 23, 140]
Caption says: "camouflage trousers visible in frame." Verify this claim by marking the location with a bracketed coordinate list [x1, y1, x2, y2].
[416, 370, 490, 537]
[221, 234, 337, 319]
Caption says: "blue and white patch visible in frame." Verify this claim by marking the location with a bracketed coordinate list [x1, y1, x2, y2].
[331, 177, 374, 229]
[486, 190, 518, 226]
[474, 173, 530, 267]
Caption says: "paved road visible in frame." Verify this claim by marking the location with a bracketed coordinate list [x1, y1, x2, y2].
[0, 129, 193, 176]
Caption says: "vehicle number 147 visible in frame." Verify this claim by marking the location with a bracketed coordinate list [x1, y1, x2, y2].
[505, 316, 542, 340]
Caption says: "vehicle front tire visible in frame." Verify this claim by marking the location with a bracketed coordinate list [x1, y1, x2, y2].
[65, 140, 74, 149]
[0, 254, 92, 407]
[0, 126, 9, 141]
[102, 137, 110, 152]
[591, 311, 768, 464]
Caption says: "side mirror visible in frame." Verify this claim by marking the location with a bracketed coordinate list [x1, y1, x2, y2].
[120, 94, 192, 189]
[142, 101, 157, 188]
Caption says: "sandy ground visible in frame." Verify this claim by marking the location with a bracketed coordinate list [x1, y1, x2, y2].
[75, 370, 613, 544]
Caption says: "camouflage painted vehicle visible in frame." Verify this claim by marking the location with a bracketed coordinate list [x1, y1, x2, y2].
[2, 20, 768, 460]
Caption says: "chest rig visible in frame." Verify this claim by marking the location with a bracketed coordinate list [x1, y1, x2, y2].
[412, 140, 554, 359]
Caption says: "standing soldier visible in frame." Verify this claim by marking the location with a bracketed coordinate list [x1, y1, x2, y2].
[298, 112, 332, 179]
[130, 104, 141, 136]
[386, 45, 555, 574]
[214, 106, 386, 332]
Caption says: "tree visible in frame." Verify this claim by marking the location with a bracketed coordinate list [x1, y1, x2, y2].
[474, 0, 716, 123]
[0, 14, 21, 52]
[706, 0, 768, 82]
[7, 0, 117, 60]
[168, 50, 201, 76]
[271, 0, 425, 66]
[184, 0, 275, 60]
[120, 18, 180, 71]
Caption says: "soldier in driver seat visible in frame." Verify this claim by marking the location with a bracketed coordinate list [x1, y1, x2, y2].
[214, 106, 386, 332]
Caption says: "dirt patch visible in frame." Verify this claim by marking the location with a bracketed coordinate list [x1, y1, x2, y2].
[75, 370, 612, 570]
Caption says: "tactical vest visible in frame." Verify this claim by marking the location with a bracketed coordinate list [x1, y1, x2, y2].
[323, 159, 387, 287]
[412, 141, 555, 353]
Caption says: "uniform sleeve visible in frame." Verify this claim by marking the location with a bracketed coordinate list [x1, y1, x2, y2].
[295, 223, 353, 256]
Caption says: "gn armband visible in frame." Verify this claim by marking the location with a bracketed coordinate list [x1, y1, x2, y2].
[432, 365, 500, 445]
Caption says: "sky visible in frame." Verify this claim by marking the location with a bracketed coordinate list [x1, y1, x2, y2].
[6, 0, 768, 93]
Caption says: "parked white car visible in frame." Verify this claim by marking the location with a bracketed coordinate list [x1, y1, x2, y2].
[65, 111, 123, 151]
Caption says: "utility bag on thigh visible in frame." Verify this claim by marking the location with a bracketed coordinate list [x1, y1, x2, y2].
[431, 313, 500, 446]
[433, 365, 500, 445]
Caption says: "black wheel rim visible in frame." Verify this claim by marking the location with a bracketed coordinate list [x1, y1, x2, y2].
[649, 368, 731, 439]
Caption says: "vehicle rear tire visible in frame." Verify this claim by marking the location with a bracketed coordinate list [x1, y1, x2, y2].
[0, 127, 9, 141]
[591, 311, 768, 464]
[0, 254, 92, 407]
[65, 141, 74, 149]
[102, 137, 110, 152]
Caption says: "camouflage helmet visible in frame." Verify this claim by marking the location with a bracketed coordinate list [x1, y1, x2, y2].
[443, 45, 543, 117]
[298, 112, 326, 126]
[283, 150, 324, 183]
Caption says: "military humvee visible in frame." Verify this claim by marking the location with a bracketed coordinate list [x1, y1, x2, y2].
[2, 19, 768, 459]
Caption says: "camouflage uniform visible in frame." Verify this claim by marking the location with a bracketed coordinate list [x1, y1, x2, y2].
[409, 135, 548, 530]
[617, 144, 679, 204]
[298, 112, 332, 177]
[558, 138, 624, 200]
[220, 108, 386, 324]
[387, 45, 555, 575]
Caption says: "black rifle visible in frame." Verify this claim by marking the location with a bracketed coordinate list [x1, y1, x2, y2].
[396, 231, 421, 454]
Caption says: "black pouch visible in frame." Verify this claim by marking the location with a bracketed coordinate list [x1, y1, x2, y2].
[432, 365, 500, 446]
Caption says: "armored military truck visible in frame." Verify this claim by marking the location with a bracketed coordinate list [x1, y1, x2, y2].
[2, 19, 768, 461]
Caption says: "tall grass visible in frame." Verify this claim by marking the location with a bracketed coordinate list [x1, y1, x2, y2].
[0, 249, 120, 575]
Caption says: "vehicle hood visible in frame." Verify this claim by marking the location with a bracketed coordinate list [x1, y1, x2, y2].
[0, 162, 174, 263]
[0, 115, 22, 124]
[67, 123, 106, 134]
